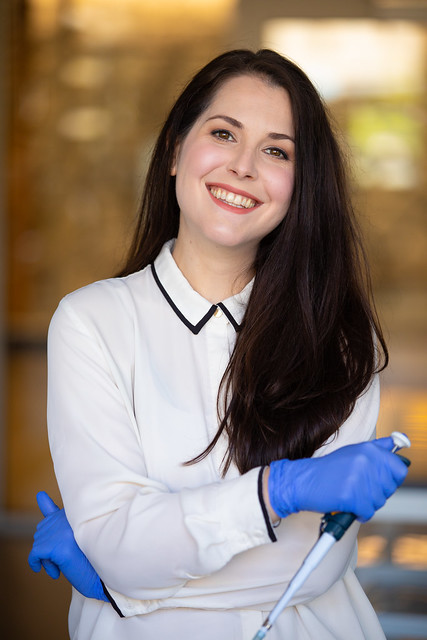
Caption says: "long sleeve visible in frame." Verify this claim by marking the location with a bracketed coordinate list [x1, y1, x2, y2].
[48, 293, 271, 609]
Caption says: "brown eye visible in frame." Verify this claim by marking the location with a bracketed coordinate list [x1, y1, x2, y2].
[265, 147, 288, 160]
[212, 129, 234, 141]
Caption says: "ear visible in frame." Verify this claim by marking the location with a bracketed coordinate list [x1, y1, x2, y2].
[170, 142, 180, 177]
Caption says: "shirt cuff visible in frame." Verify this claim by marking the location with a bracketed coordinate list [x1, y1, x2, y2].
[257, 467, 278, 543]
[101, 581, 124, 618]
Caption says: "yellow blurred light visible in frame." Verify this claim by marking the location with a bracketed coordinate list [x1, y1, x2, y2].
[262, 19, 425, 100]
[392, 535, 427, 569]
[68, 0, 235, 7]
[357, 535, 388, 566]
[57, 107, 112, 142]
[30, 0, 237, 17]
[28, 0, 238, 40]
[29, 0, 236, 8]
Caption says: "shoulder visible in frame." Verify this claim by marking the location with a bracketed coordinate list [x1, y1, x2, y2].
[62, 268, 149, 309]
[49, 267, 152, 338]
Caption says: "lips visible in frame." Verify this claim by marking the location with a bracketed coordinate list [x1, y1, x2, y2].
[207, 184, 261, 210]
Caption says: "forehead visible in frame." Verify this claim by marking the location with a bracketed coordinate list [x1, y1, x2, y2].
[201, 74, 294, 134]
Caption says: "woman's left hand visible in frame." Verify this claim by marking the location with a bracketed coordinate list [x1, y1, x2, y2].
[267, 437, 408, 522]
[28, 491, 109, 601]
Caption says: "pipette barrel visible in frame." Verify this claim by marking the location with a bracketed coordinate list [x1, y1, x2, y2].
[252, 629, 268, 640]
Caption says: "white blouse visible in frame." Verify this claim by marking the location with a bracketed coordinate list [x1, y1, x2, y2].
[47, 240, 386, 640]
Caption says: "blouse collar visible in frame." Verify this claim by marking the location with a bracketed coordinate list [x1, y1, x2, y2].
[152, 240, 253, 335]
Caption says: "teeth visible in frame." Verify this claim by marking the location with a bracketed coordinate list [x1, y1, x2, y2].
[209, 186, 257, 209]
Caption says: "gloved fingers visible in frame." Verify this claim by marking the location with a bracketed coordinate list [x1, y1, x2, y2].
[28, 549, 42, 573]
[390, 455, 409, 484]
[373, 435, 410, 485]
[33, 508, 65, 540]
[372, 436, 395, 451]
[373, 434, 411, 455]
[370, 485, 388, 515]
[36, 491, 60, 517]
[362, 439, 408, 492]
[28, 544, 61, 578]
[355, 492, 387, 523]
[37, 508, 77, 548]
[41, 559, 60, 579]
[357, 452, 407, 521]
[375, 446, 409, 488]
[357, 511, 375, 523]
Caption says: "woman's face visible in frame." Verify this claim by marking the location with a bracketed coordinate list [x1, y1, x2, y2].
[172, 74, 295, 261]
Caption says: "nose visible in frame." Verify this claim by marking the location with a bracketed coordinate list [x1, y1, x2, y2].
[227, 145, 258, 180]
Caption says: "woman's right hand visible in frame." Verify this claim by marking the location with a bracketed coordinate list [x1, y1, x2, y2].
[267, 437, 409, 522]
[28, 491, 109, 601]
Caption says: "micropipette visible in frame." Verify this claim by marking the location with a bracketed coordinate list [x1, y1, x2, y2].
[252, 431, 411, 640]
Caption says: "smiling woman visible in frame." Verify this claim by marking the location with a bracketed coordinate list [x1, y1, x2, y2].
[27, 49, 409, 640]
[171, 75, 295, 301]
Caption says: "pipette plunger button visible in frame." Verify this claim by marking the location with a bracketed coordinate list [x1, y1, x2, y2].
[391, 432, 411, 451]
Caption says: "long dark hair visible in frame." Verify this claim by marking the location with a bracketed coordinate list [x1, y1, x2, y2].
[118, 49, 387, 474]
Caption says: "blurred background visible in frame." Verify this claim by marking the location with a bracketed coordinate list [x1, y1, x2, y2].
[0, 0, 426, 638]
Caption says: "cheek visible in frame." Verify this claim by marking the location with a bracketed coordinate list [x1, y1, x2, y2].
[175, 146, 222, 210]
[178, 141, 226, 179]
[267, 169, 295, 208]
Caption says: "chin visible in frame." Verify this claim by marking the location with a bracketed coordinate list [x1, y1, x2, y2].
[212, 236, 258, 254]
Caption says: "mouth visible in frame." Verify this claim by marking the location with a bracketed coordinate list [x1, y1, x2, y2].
[207, 185, 260, 210]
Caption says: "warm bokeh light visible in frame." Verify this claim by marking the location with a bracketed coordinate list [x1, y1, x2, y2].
[377, 391, 427, 485]
[358, 535, 388, 566]
[392, 535, 427, 569]
[262, 19, 425, 100]
[358, 533, 427, 569]
[347, 104, 422, 189]
[27, 0, 239, 40]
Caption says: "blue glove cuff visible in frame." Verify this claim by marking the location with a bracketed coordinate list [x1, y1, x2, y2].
[94, 576, 110, 602]
[268, 459, 297, 519]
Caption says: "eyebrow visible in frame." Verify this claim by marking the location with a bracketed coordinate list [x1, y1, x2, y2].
[205, 114, 295, 143]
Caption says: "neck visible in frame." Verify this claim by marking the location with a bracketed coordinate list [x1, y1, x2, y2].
[172, 236, 255, 303]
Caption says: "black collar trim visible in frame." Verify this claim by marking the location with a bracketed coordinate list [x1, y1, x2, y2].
[217, 302, 241, 332]
[151, 263, 241, 335]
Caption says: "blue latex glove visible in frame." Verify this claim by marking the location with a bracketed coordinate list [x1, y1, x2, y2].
[28, 491, 109, 601]
[268, 437, 409, 522]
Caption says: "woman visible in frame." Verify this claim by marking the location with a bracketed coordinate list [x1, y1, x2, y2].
[29, 49, 407, 639]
